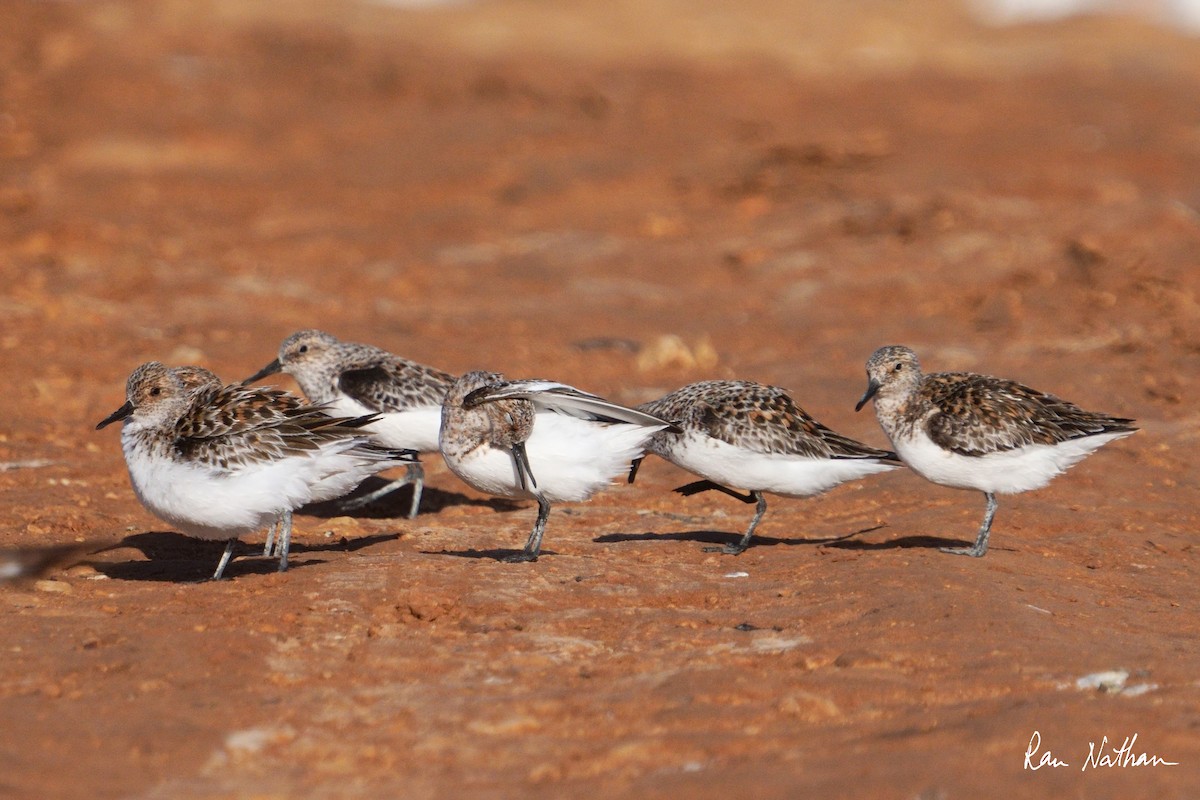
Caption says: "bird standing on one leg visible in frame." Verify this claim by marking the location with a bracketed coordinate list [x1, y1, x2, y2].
[855, 345, 1137, 557]
[632, 380, 901, 554]
[244, 329, 454, 518]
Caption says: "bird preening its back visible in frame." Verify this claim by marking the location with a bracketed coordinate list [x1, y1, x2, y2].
[439, 371, 677, 562]
[77, 340, 1140, 580]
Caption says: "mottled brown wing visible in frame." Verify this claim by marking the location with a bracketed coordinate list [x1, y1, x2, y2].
[173, 385, 305, 440]
[692, 383, 891, 460]
[172, 385, 375, 471]
[923, 372, 1136, 456]
[338, 359, 454, 413]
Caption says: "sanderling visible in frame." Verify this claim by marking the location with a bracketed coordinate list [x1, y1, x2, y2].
[170, 364, 369, 559]
[439, 371, 677, 562]
[856, 345, 1138, 557]
[0, 542, 104, 584]
[97, 362, 415, 579]
[244, 329, 455, 518]
[171, 365, 284, 557]
[631, 380, 901, 554]
[172, 364, 222, 392]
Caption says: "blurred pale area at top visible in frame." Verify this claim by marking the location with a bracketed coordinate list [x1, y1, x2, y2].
[975, 0, 1200, 29]
[376, 0, 1200, 33]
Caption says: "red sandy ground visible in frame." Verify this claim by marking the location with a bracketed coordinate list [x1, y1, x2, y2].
[1, 1, 1198, 797]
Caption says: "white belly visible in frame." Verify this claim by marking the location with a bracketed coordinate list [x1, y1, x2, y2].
[893, 429, 1133, 494]
[659, 433, 897, 497]
[443, 413, 664, 503]
[121, 432, 378, 539]
[123, 449, 288, 540]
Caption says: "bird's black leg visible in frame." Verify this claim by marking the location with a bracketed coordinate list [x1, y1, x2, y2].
[703, 491, 768, 555]
[504, 494, 551, 563]
[276, 509, 294, 572]
[674, 480, 756, 504]
[339, 460, 426, 518]
[940, 492, 997, 557]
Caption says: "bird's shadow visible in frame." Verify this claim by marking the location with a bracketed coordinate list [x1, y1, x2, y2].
[90, 530, 400, 582]
[824, 534, 970, 551]
[301, 481, 521, 519]
[595, 524, 888, 549]
[825, 535, 1013, 554]
[424, 546, 558, 562]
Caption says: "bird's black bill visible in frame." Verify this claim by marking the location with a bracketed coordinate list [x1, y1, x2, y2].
[855, 380, 880, 412]
[463, 385, 495, 409]
[242, 359, 282, 385]
[512, 441, 538, 492]
[95, 401, 134, 430]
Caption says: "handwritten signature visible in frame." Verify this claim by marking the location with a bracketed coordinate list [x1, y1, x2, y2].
[1025, 731, 1179, 771]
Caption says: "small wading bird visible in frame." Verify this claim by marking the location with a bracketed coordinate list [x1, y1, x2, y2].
[631, 380, 901, 554]
[856, 345, 1137, 557]
[98, 362, 415, 579]
[244, 329, 455, 518]
[0, 542, 105, 585]
[440, 371, 678, 562]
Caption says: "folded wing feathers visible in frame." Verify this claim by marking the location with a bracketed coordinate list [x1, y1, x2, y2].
[473, 380, 679, 431]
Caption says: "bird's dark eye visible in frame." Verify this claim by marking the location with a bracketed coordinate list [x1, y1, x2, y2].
[893, 363, 903, 372]
[149, 387, 162, 396]
[298, 345, 308, 354]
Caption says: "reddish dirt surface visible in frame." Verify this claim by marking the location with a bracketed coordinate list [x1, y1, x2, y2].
[2, 1, 1198, 797]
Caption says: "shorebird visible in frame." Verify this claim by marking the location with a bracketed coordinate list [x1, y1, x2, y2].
[856, 345, 1137, 557]
[0, 542, 104, 584]
[245, 329, 454, 518]
[631, 380, 901, 553]
[98, 362, 414, 578]
[440, 371, 677, 562]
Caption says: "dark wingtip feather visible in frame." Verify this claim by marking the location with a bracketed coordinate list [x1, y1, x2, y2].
[673, 480, 757, 503]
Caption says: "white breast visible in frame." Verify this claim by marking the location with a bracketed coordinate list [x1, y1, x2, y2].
[121, 430, 375, 539]
[122, 444, 284, 540]
[443, 442, 525, 500]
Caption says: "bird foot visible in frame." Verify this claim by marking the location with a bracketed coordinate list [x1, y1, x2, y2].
[702, 543, 748, 555]
[939, 545, 986, 558]
[338, 493, 381, 511]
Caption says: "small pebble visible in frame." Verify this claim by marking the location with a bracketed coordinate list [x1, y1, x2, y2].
[1075, 669, 1129, 692]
